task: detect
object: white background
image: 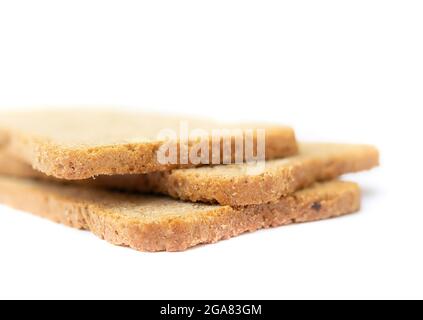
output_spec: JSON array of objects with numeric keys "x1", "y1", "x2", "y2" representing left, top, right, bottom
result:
[{"x1": 0, "y1": 0, "x2": 422, "y2": 300}]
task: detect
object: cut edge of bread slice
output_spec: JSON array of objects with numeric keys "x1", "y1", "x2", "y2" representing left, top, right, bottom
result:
[{"x1": 0, "y1": 176, "x2": 360, "y2": 252}]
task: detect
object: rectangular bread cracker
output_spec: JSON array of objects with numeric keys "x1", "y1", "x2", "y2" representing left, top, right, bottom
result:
[
  {"x1": 0, "y1": 142, "x2": 378, "y2": 206},
  {"x1": 0, "y1": 109, "x2": 297, "y2": 179},
  {"x1": 0, "y1": 177, "x2": 360, "y2": 252}
]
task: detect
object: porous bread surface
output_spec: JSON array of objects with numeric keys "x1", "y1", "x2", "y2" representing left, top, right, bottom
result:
[
  {"x1": 0, "y1": 177, "x2": 360, "y2": 252},
  {"x1": 0, "y1": 142, "x2": 378, "y2": 206},
  {"x1": 0, "y1": 109, "x2": 297, "y2": 179}
]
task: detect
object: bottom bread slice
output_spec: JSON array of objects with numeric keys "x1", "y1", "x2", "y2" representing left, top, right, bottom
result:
[{"x1": 0, "y1": 176, "x2": 360, "y2": 252}]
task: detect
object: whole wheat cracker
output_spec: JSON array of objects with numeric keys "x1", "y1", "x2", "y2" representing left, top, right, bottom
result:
[
  {"x1": 0, "y1": 142, "x2": 378, "y2": 206},
  {"x1": 0, "y1": 176, "x2": 360, "y2": 252},
  {"x1": 0, "y1": 109, "x2": 297, "y2": 179}
]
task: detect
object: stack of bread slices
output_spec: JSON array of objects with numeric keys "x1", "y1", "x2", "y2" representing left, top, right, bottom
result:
[{"x1": 0, "y1": 109, "x2": 379, "y2": 252}]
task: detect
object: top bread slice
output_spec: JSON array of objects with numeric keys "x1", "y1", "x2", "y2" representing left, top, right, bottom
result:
[
  {"x1": 0, "y1": 142, "x2": 378, "y2": 206},
  {"x1": 0, "y1": 109, "x2": 297, "y2": 179}
]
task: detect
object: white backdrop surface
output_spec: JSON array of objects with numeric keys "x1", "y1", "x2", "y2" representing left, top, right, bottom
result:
[{"x1": 0, "y1": 1, "x2": 421, "y2": 299}]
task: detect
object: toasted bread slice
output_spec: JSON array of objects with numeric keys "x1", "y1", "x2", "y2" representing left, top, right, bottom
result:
[
  {"x1": 0, "y1": 176, "x2": 360, "y2": 252},
  {"x1": 0, "y1": 109, "x2": 297, "y2": 179}
]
